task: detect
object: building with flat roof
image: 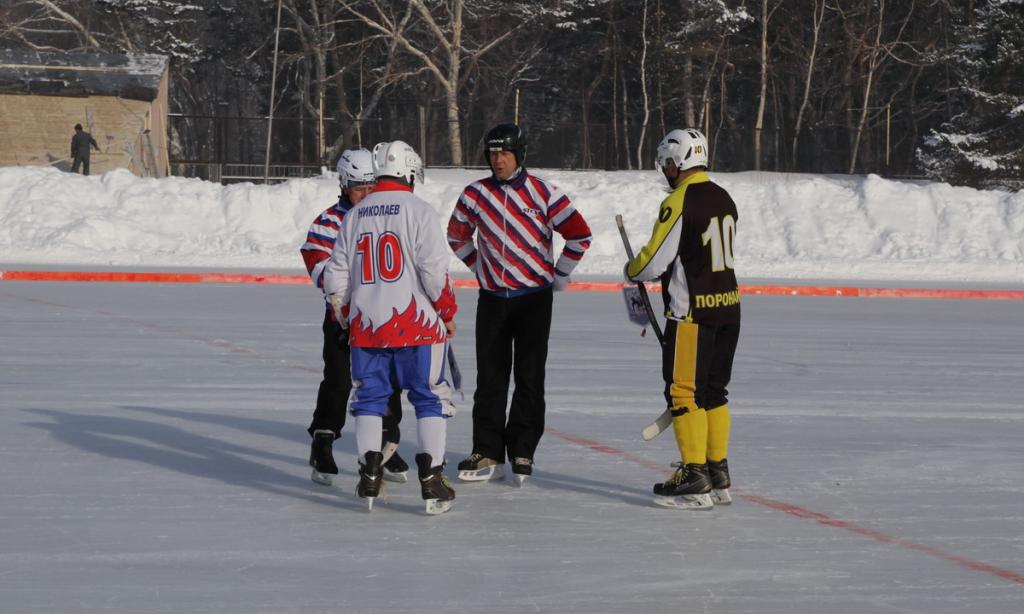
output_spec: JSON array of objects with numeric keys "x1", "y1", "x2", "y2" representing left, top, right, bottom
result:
[{"x1": 0, "y1": 49, "x2": 170, "y2": 177}]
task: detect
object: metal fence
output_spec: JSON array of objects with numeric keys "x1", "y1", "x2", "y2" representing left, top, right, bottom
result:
[
  {"x1": 168, "y1": 112, "x2": 668, "y2": 182},
  {"x1": 168, "y1": 112, "x2": 915, "y2": 183}
]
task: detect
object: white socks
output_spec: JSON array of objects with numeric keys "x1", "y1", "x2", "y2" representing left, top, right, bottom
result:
[
  {"x1": 354, "y1": 415, "x2": 383, "y2": 460},
  {"x1": 416, "y1": 416, "x2": 446, "y2": 468},
  {"x1": 355, "y1": 414, "x2": 446, "y2": 469}
]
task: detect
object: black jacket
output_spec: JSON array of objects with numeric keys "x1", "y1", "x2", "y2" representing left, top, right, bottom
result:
[{"x1": 71, "y1": 131, "x2": 99, "y2": 159}]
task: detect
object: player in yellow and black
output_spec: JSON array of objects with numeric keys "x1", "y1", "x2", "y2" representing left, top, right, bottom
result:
[{"x1": 625, "y1": 128, "x2": 740, "y2": 510}]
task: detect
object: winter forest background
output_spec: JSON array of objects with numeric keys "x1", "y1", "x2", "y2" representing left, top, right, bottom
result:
[{"x1": 2, "y1": 0, "x2": 1022, "y2": 190}]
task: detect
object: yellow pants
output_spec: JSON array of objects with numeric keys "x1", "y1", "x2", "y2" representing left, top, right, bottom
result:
[{"x1": 662, "y1": 320, "x2": 737, "y2": 464}]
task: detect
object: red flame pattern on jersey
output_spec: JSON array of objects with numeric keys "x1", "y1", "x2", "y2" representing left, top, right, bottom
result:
[{"x1": 349, "y1": 297, "x2": 446, "y2": 348}]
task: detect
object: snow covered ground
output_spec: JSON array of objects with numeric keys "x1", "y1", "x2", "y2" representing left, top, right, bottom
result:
[
  {"x1": 2, "y1": 282, "x2": 1023, "y2": 613},
  {"x1": 1, "y1": 166, "x2": 1022, "y2": 284}
]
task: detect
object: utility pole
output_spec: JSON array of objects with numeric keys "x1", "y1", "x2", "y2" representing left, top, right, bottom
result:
[{"x1": 263, "y1": 0, "x2": 283, "y2": 184}]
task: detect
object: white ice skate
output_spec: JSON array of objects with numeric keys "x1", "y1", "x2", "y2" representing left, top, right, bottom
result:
[
  {"x1": 458, "y1": 464, "x2": 505, "y2": 482},
  {"x1": 424, "y1": 498, "x2": 453, "y2": 515},
  {"x1": 381, "y1": 442, "x2": 409, "y2": 483},
  {"x1": 653, "y1": 492, "x2": 715, "y2": 510},
  {"x1": 311, "y1": 469, "x2": 334, "y2": 486},
  {"x1": 711, "y1": 489, "x2": 732, "y2": 505},
  {"x1": 457, "y1": 453, "x2": 505, "y2": 482}
]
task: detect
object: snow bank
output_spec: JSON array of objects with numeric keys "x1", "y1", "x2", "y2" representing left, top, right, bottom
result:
[{"x1": 1, "y1": 165, "x2": 1021, "y2": 283}]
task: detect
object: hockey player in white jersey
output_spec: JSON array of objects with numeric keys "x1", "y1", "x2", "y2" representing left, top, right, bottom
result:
[{"x1": 323, "y1": 140, "x2": 458, "y2": 514}]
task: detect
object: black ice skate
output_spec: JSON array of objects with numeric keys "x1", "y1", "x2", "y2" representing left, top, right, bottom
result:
[
  {"x1": 457, "y1": 452, "x2": 504, "y2": 482},
  {"x1": 356, "y1": 451, "x2": 385, "y2": 511},
  {"x1": 511, "y1": 457, "x2": 533, "y2": 487},
  {"x1": 416, "y1": 453, "x2": 455, "y2": 515},
  {"x1": 381, "y1": 441, "x2": 409, "y2": 484},
  {"x1": 708, "y1": 458, "x2": 732, "y2": 505},
  {"x1": 309, "y1": 430, "x2": 339, "y2": 486},
  {"x1": 653, "y1": 462, "x2": 714, "y2": 510}
]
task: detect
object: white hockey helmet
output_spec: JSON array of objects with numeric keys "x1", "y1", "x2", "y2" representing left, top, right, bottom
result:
[
  {"x1": 371, "y1": 140, "x2": 424, "y2": 186},
  {"x1": 336, "y1": 148, "x2": 375, "y2": 189},
  {"x1": 655, "y1": 128, "x2": 709, "y2": 172}
]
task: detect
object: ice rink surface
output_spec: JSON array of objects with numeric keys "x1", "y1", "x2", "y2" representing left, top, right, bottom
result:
[{"x1": 1, "y1": 282, "x2": 1022, "y2": 613}]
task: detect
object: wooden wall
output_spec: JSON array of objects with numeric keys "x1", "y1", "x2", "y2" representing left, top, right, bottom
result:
[{"x1": 0, "y1": 88, "x2": 168, "y2": 177}]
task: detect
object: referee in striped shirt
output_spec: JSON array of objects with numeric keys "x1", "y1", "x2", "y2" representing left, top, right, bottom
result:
[{"x1": 447, "y1": 123, "x2": 592, "y2": 483}]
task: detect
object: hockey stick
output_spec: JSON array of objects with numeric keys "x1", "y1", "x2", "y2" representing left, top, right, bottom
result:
[
  {"x1": 615, "y1": 214, "x2": 672, "y2": 441},
  {"x1": 447, "y1": 344, "x2": 463, "y2": 397}
]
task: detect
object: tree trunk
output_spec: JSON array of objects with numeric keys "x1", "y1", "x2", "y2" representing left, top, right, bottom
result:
[
  {"x1": 684, "y1": 55, "x2": 695, "y2": 127},
  {"x1": 635, "y1": 0, "x2": 650, "y2": 168},
  {"x1": 849, "y1": 0, "x2": 885, "y2": 174},
  {"x1": 754, "y1": 0, "x2": 769, "y2": 171},
  {"x1": 622, "y1": 72, "x2": 632, "y2": 169},
  {"x1": 792, "y1": 0, "x2": 824, "y2": 168},
  {"x1": 444, "y1": 84, "x2": 463, "y2": 165},
  {"x1": 612, "y1": 26, "x2": 620, "y2": 168}
]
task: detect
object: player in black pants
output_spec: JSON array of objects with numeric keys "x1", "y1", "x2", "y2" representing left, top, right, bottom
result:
[
  {"x1": 305, "y1": 314, "x2": 406, "y2": 485},
  {"x1": 300, "y1": 148, "x2": 408, "y2": 486}
]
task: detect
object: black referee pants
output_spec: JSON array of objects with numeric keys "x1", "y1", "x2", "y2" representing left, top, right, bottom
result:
[{"x1": 471, "y1": 288, "x2": 553, "y2": 463}]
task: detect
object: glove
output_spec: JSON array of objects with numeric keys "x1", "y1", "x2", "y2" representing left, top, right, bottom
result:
[
  {"x1": 553, "y1": 273, "x2": 570, "y2": 292},
  {"x1": 335, "y1": 323, "x2": 350, "y2": 345},
  {"x1": 328, "y1": 293, "x2": 348, "y2": 329}
]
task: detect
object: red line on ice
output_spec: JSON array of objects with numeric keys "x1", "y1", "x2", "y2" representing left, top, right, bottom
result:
[
  {"x1": 2, "y1": 269, "x2": 1023, "y2": 300},
  {"x1": 544, "y1": 427, "x2": 1024, "y2": 585}
]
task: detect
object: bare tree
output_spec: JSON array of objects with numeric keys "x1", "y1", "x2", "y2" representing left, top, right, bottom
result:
[
  {"x1": 847, "y1": 0, "x2": 886, "y2": 173},
  {"x1": 791, "y1": 0, "x2": 825, "y2": 167},
  {"x1": 2, "y1": 0, "x2": 101, "y2": 50},
  {"x1": 338, "y1": 0, "x2": 522, "y2": 165},
  {"x1": 842, "y1": 0, "x2": 921, "y2": 174},
  {"x1": 635, "y1": 0, "x2": 651, "y2": 168},
  {"x1": 754, "y1": 0, "x2": 779, "y2": 171},
  {"x1": 580, "y1": 23, "x2": 612, "y2": 168}
]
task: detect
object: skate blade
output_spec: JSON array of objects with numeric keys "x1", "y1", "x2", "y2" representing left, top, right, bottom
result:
[
  {"x1": 424, "y1": 498, "x2": 452, "y2": 515},
  {"x1": 355, "y1": 483, "x2": 386, "y2": 509},
  {"x1": 310, "y1": 469, "x2": 335, "y2": 486},
  {"x1": 457, "y1": 465, "x2": 505, "y2": 482},
  {"x1": 382, "y1": 469, "x2": 408, "y2": 484},
  {"x1": 711, "y1": 488, "x2": 732, "y2": 505},
  {"x1": 653, "y1": 493, "x2": 715, "y2": 510},
  {"x1": 513, "y1": 474, "x2": 528, "y2": 487}
]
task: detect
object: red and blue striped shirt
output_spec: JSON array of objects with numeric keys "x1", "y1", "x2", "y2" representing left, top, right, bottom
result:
[
  {"x1": 301, "y1": 195, "x2": 354, "y2": 309},
  {"x1": 447, "y1": 169, "x2": 592, "y2": 294}
]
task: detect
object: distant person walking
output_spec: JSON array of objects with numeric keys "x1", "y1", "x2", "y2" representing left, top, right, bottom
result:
[{"x1": 70, "y1": 124, "x2": 100, "y2": 175}]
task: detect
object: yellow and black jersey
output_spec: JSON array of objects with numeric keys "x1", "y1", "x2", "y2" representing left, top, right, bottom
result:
[{"x1": 626, "y1": 171, "x2": 739, "y2": 325}]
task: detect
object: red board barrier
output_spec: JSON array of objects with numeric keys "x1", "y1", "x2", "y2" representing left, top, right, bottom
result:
[{"x1": 2, "y1": 269, "x2": 1022, "y2": 300}]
